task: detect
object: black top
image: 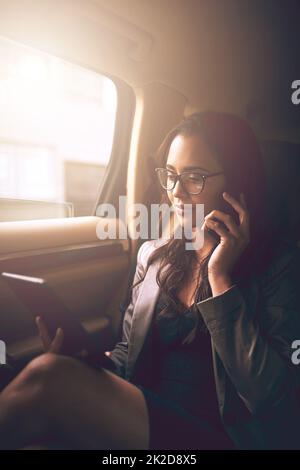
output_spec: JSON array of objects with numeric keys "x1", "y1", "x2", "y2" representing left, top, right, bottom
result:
[{"x1": 146, "y1": 292, "x2": 224, "y2": 430}]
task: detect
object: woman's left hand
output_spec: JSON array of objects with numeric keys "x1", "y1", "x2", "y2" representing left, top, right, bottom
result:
[{"x1": 202, "y1": 192, "x2": 250, "y2": 295}]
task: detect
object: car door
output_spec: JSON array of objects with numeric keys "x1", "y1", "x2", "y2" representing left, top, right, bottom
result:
[{"x1": 0, "y1": 51, "x2": 135, "y2": 370}]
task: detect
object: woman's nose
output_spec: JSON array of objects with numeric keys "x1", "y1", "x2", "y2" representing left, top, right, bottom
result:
[{"x1": 172, "y1": 178, "x2": 187, "y2": 198}]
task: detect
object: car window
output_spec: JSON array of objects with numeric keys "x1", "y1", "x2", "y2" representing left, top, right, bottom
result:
[{"x1": 0, "y1": 36, "x2": 117, "y2": 221}]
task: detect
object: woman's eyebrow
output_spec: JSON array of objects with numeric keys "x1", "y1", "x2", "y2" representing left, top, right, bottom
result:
[{"x1": 166, "y1": 164, "x2": 209, "y2": 172}]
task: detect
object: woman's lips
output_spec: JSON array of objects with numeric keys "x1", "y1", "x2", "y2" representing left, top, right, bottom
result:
[
  {"x1": 174, "y1": 204, "x2": 194, "y2": 216},
  {"x1": 175, "y1": 207, "x2": 184, "y2": 216}
]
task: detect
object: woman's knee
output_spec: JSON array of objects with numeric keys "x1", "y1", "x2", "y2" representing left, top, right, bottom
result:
[
  {"x1": 20, "y1": 353, "x2": 73, "y2": 394},
  {"x1": 1, "y1": 354, "x2": 66, "y2": 408}
]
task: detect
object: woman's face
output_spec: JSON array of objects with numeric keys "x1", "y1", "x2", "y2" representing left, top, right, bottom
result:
[{"x1": 165, "y1": 133, "x2": 226, "y2": 228}]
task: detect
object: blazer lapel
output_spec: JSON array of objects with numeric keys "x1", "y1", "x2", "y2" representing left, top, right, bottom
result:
[{"x1": 125, "y1": 260, "x2": 161, "y2": 380}]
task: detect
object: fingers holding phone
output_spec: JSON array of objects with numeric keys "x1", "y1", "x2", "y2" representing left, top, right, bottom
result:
[{"x1": 36, "y1": 316, "x2": 64, "y2": 354}]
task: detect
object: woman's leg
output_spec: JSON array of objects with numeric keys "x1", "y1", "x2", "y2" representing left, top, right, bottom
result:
[{"x1": 0, "y1": 353, "x2": 150, "y2": 450}]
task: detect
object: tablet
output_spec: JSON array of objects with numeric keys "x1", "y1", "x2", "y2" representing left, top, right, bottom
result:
[{"x1": 1, "y1": 271, "x2": 116, "y2": 371}]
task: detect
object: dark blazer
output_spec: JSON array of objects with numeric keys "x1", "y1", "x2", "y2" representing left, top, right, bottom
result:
[{"x1": 109, "y1": 238, "x2": 300, "y2": 449}]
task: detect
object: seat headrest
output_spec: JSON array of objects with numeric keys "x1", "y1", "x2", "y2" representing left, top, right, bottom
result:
[{"x1": 259, "y1": 140, "x2": 300, "y2": 244}]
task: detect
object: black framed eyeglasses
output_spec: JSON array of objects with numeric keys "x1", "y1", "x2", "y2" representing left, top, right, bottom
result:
[{"x1": 155, "y1": 168, "x2": 224, "y2": 195}]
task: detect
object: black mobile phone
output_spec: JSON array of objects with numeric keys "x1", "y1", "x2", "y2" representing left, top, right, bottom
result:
[
  {"x1": 219, "y1": 189, "x2": 240, "y2": 224},
  {"x1": 1, "y1": 272, "x2": 116, "y2": 371},
  {"x1": 208, "y1": 190, "x2": 241, "y2": 241}
]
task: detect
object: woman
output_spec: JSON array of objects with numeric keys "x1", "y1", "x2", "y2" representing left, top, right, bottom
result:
[{"x1": 1, "y1": 111, "x2": 300, "y2": 450}]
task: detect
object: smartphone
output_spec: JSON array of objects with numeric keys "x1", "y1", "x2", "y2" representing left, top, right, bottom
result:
[
  {"x1": 207, "y1": 190, "x2": 241, "y2": 241},
  {"x1": 1, "y1": 272, "x2": 116, "y2": 371}
]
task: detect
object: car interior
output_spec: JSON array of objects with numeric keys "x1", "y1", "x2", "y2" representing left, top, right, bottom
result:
[{"x1": 0, "y1": 0, "x2": 300, "y2": 451}]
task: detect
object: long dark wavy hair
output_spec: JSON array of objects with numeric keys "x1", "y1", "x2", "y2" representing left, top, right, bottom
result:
[{"x1": 131, "y1": 111, "x2": 280, "y2": 344}]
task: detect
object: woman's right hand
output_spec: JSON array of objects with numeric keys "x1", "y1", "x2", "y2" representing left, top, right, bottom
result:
[{"x1": 35, "y1": 316, "x2": 64, "y2": 354}]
